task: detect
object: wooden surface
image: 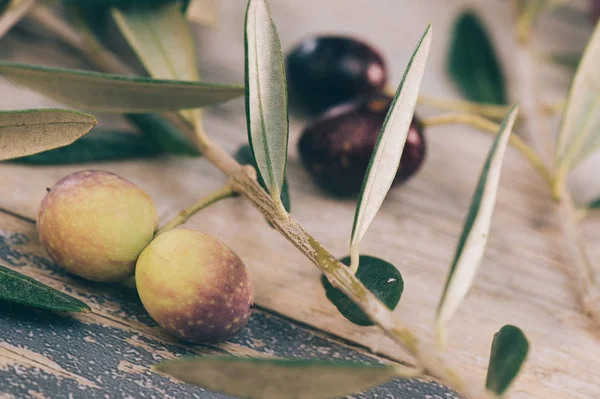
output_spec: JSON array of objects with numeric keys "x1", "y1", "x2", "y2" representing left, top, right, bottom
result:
[{"x1": 1, "y1": 1, "x2": 600, "y2": 398}]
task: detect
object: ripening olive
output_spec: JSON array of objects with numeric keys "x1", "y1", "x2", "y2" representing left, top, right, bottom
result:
[
  {"x1": 136, "y1": 229, "x2": 253, "y2": 343},
  {"x1": 286, "y1": 36, "x2": 387, "y2": 114},
  {"x1": 37, "y1": 171, "x2": 158, "y2": 282},
  {"x1": 298, "y1": 93, "x2": 425, "y2": 197}
]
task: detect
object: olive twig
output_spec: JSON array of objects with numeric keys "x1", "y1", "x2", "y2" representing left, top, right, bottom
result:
[
  {"x1": 417, "y1": 95, "x2": 511, "y2": 121},
  {"x1": 422, "y1": 113, "x2": 553, "y2": 186},
  {"x1": 157, "y1": 184, "x2": 236, "y2": 235}
]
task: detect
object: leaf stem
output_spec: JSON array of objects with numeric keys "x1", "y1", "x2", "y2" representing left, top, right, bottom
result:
[
  {"x1": 157, "y1": 184, "x2": 235, "y2": 235},
  {"x1": 417, "y1": 95, "x2": 511, "y2": 121},
  {"x1": 422, "y1": 113, "x2": 553, "y2": 186}
]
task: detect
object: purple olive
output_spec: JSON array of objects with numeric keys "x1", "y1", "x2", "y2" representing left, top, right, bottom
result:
[
  {"x1": 298, "y1": 93, "x2": 425, "y2": 197},
  {"x1": 286, "y1": 36, "x2": 387, "y2": 114}
]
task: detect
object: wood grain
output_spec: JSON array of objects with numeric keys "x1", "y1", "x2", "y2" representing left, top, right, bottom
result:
[{"x1": 1, "y1": 1, "x2": 600, "y2": 398}]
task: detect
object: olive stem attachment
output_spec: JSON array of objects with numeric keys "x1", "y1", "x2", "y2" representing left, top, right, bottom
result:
[
  {"x1": 157, "y1": 185, "x2": 235, "y2": 235},
  {"x1": 422, "y1": 113, "x2": 553, "y2": 187}
]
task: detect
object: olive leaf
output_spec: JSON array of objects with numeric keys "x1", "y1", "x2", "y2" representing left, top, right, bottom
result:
[
  {"x1": 126, "y1": 114, "x2": 200, "y2": 156},
  {"x1": 185, "y1": 0, "x2": 218, "y2": 26},
  {"x1": 447, "y1": 11, "x2": 506, "y2": 105},
  {"x1": 111, "y1": 1, "x2": 202, "y2": 126},
  {"x1": 155, "y1": 356, "x2": 402, "y2": 399},
  {"x1": 435, "y1": 105, "x2": 519, "y2": 344},
  {"x1": 0, "y1": 263, "x2": 90, "y2": 312},
  {"x1": 350, "y1": 25, "x2": 431, "y2": 270},
  {"x1": 486, "y1": 325, "x2": 529, "y2": 397},
  {"x1": 0, "y1": 62, "x2": 243, "y2": 114},
  {"x1": 235, "y1": 144, "x2": 290, "y2": 212},
  {"x1": 586, "y1": 197, "x2": 600, "y2": 209},
  {"x1": 321, "y1": 255, "x2": 403, "y2": 326},
  {"x1": 244, "y1": 0, "x2": 289, "y2": 212},
  {"x1": 555, "y1": 22, "x2": 600, "y2": 170},
  {"x1": 10, "y1": 129, "x2": 162, "y2": 165},
  {"x1": 0, "y1": 109, "x2": 96, "y2": 161}
]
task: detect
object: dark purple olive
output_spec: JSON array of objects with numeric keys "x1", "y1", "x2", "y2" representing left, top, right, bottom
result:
[
  {"x1": 298, "y1": 93, "x2": 425, "y2": 197},
  {"x1": 286, "y1": 36, "x2": 387, "y2": 114}
]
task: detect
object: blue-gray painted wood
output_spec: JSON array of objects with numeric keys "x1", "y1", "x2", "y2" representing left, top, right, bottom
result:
[{"x1": 0, "y1": 213, "x2": 458, "y2": 399}]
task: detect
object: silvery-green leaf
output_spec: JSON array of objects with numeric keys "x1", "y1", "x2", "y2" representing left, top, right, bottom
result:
[
  {"x1": 155, "y1": 356, "x2": 401, "y2": 399},
  {"x1": 350, "y1": 25, "x2": 432, "y2": 262},
  {"x1": 111, "y1": 1, "x2": 202, "y2": 125},
  {"x1": 244, "y1": 0, "x2": 289, "y2": 209},
  {"x1": 556, "y1": 22, "x2": 600, "y2": 168},
  {"x1": 0, "y1": 109, "x2": 96, "y2": 161},
  {"x1": 436, "y1": 105, "x2": 519, "y2": 341},
  {"x1": 0, "y1": 263, "x2": 90, "y2": 312},
  {"x1": 486, "y1": 325, "x2": 529, "y2": 396},
  {"x1": 0, "y1": 62, "x2": 243, "y2": 114}
]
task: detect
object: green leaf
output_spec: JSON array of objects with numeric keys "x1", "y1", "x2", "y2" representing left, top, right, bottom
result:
[
  {"x1": 447, "y1": 11, "x2": 506, "y2": 105},
  {"x1": 235, "y1": 144, "x2": 290, "y2": 212},
  {"x1": 111, "y1": 1, "x2": 202, "y2": 126},
  {"x1": 321, "y1": 255, "x2": 403, "y2": 326},
  {"x1": 0, "y1": 263, "x2": 91, "y2": 312},
  {"x1": 486, "y1": 325, "x2": 529, "y2": 396},
  {"x1": 587, "y1": 197, "x2": 600, "y2": 209},
  {"x1": 556, "y1": 22, "x2": 600, "y2": 169},
  {"x1": 126, "y1": 114, "x2": 200, "y2": 156},
  {"x1": 155, "y1": 356, "x2": 400, "y2": 399},
  {"x1": 9, "y1": 129, "x2": 161, "y2": 165},
  {"x1": 244, "y1": 0, "x2": 289, "y2": 211},
  {"x1": 435, "y1": 105, "x2": 519, "y2": 342},
  {"x1": 0, "y1": 109, "x2": 96, "y2": 161},
  {"x1": 0, "y1": 62, "x2": 243, "y2": 114},
  {"x1": 350, "y1": 25, "x2": 431, "y2": 269}
]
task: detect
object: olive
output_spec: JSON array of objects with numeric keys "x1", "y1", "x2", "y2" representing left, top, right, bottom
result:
[
  {"x1": 298, "y1": 93, "x2": 425, "y2": 197},
  {"x1": 286, "y1": 36, "x2": 387, "y2": 114}
]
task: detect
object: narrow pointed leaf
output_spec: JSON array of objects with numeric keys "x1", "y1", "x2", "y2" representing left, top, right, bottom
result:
[
  {"x1": 0, "y1": 62, "x2": 243, "y2": 114},
  {"x1": 350, "y1": 25, "x2": 432, "y2": 250},
  {"x1": 0, "y1": 109, "x2": 96, "y2": 161},
  {"x1": 126, "y1": 114, "x2": 200, "y2": 156},
  {"x1": 436, "y1": 105, "x2": 519, "y2": 333},
  {"x1": 447, "y1": 11, "x2": 506, "y2": 105},
  {"x1": 111, "y1": 1, "x2": 202, "y2": 125},
  {"x1": 486, "y1": 325, "x2": 529, "y2": 396},
  {"x1": 556, "y1": 22, "x2": 600, "y2": 167},
  {"x1": 155, "y1": 356, "x2": 399, "y2": 399},
  {"x1": 10, "y1": 129, "x2": 162, "y2": 164},
  {"x1": 244, "y1": 0, "x2": 289, "y2": 207},
  {"x1": 587, "y1": 197, "x2": 600, "y2": 209},
  {"x1": 0, "y1": 263, "x2": 90, "y2": 312},
  {"x1": 0, "y1": 0, "x2": 36, "y2": 38}
]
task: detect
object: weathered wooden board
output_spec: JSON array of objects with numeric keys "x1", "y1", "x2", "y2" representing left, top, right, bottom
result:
[
  {"x1": 0, "y1": 211, "x2": 458, "y2": 399},
  {"x1": 1, "y1": 1, "x2": 600, "y2": 398}
]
